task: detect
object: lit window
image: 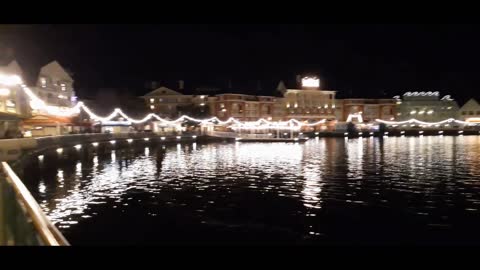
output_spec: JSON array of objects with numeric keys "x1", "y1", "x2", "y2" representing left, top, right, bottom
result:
[
  {"x1": 427, "y1": 110, "x2": 434, "y2": 115},
  {"x1": 410, "y1": 110, "x2": 417, "y2": 115},
  {"x1": 469, "y1": 111, "x2": 474, "y2": 115},
  {"x1": 40, "y1": 77, "x2": 47, "y2": 88},
  {"x1": 418, "y1": 111, "x2": 425, "y2": 115},
  {"x1": 6, "y1": 100, "x2": 15, "y2": 107},
  {"x1": 462, "y1": 111, "x2": 467, "y2": 115},
  {"x1": 286, "y1": 103, "x2": 290, "y2": 108},
  {"x1": 150, "y1": 98, "x2": 154, "y2": 103},
  {"x1": 447, "y1": 107, "x2": 452, "y2": 110},
  {"x1": 0, "y1": 88, "x2": 10, "y2": 96},
  {"x1": 294, "y1": 103, "x2": 298, "y2": 108},
  {"x1": 60, "y1": 83, "x2": 66, "y2": 91},
  {"x1": 324, "y1": 104, "x2": 328, "y2": 109},
  {"x1": 150, "y1": 105, "x2": 155, "y2": 110}
]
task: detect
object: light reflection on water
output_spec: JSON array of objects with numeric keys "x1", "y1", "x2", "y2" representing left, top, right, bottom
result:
[{"x1": 24, "y1": 136, "x2": 480, "y2": 244}]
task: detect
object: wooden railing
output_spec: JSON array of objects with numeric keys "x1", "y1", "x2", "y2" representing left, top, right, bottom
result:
[{"x1": 0, "y1": 162, "x2": 69, "y2": 246}]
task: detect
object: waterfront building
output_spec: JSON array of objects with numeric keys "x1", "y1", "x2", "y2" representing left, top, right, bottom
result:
[
  {"x1": 335, "y1": 98, "x2": 396, "y2": 122},
  {"x1": 210, "y1": 93, "x2": 283, "y2": 121},
  {"x1": 0, "y1": 60, "x2": 30, "y2": 138},
  {"x1": 280, "y1": 76, "x2": 337, "y2": 122},
  {"x1": 142, "y1": 86, "x2": 194, "y2": 118},
  {"x1": 395, "y1": 91, "x2": 459, "y2": 122},
  {"x1": 22, "y1": 61, "x2": 81, "y2": 136},
  {"x1": 458, "y1": 98, "x2": 480, "y2": 123}
]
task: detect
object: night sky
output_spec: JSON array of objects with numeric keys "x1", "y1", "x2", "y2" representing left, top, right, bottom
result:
[{"x1": 1, "y1": 24, "x2": 480, "y2": 104}]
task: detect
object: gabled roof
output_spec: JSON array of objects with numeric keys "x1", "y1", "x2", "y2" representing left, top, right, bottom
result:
[
  {"x1": 0, "y1": 60, "x2": 23, "y2": 75},
  {"x1": 460, "y1": 98, "x2": 480, "y2": 110},
  {"x1": 39, "y1": 61, "x2": 73, "y2": 82},
  {"x1": 143, "y1": 86, "x2": 184, "y2": 97}
]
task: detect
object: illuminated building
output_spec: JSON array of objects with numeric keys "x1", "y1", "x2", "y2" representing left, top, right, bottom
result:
[
  {"x1": 0, "y1": 60, "x2": 30, "y2": 138},
  {"x1": 396, "y1": 91, "x2": 459, "y2": 122},
  {"x1": 210, "y1": 94, "x2": 283, "y2": 121},
  {"x1": 32, "y1": 61, "x2": 76, "y2": 109},
  {"x1": 335, "y1": 98, "x2": 396, "y2": 122},
  {"x1": 280, "y1": 76, "x2": 337, "y2": 122},
  {"x1": 458, "y1": 98, "x2": 480, "y2": 123},
  {"x1": 141, "y1": 86, "x2": 194, "y2": 118}
]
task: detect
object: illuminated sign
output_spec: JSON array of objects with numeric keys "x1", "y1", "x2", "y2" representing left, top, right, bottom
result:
[{"x1": 301, "y1": 77, "x2": 320, "y2": 88}]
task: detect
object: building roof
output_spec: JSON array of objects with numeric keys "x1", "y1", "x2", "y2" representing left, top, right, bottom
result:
[
  {"x1": 460, "y1": 98, "x2": 480, "y2": 110},
  {"x1": 143, "y1": 86, "x2": 185, "y2": 97},
  {"x1": 38, "y1": 61, "x2": 73, "y2": 82}
]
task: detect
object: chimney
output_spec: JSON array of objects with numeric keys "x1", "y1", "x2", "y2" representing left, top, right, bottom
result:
[{"x1": 178, "y1": 80, "x2": 184, "y2": 90}]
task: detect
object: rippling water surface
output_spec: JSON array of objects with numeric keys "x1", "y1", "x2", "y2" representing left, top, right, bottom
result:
[{"x1": 23, "y1": 136, "x2": 480, "y2": 245}]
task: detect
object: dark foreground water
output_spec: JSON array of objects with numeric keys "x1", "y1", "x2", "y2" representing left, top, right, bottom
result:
[{"x1": 23, "y1": 136, "x2": 480, "y2": 245}]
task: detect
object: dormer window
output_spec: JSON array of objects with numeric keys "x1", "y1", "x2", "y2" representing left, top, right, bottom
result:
[
  {"x1": 60, "y1": 83, "x2": 66, "y2": 91},
  {"x1": 40, "y1": 77, "x2": 47, "y2": 88}
]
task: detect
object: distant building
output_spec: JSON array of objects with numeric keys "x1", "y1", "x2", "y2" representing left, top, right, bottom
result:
[
  {"x1": 335, "y1": 98, "x2": 396, "y2": 122},
  {"x1": 210, "y1": 94, "x2": 283, "y2": 121},
  {"x1": 141, "y1": 86, "x2": 194, "y2": 118},
  {"x1": 281, "y1": 76, "x2": 337, "y2": 121},
  {"x1": 396, "y1": 91, "x2": 459, "y2": 122},
  {"x1": 458, "y1": 98, "x2": 480, "y2": 123},
  {"x1": 31, "y1": 61, "x2": 76, "y2": 109}
]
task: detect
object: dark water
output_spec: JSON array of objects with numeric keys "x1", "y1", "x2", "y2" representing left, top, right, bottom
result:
[{"x1": 23, "y1": 136, "x2": 480, "y2": 245}]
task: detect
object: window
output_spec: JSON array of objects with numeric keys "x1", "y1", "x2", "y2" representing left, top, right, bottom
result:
[
  {"x1": 477, "y1": 111, "x2": 480, "y2": 115},
  {"x1": 329, "y1": 94, "x2": 333, "y2": 99},
  {"x1": 462, "y1": 111, "x2": 466, "y2": 115},
  {"x1": 150, "y1": 98, "x2": 154, "y2": 103},
  {"x1": 60, "y1": 83, "x2": 66, "y2": 91},
  {"x1": 150, "y1": 105, "x2": 155, "y2": 110},
  {"x1": 40, "y1": 77, "x2": 47, "y2": 88},
  {"x1": 469, "y1": 111, "x2": 474, "y2": 115}
]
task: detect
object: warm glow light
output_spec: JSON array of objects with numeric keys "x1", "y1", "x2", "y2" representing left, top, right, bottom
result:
[
  {"x1": 56, "y1": 148, "x2": 63, "y2": 154},
  {"x1": 176, "y1": 136, "x2": 181, "y2": 140},
  {"x1": 38, "y1": 155, "x2": 44, "y2": 161},
  {"x1": 110, "y1": 140, "x2": 116, "y2": 145},
  {"x1": 0, "y1": 88, "x2": 10, "y2": 96},
  {"x1": 160, "y1": 137, "x2": 166, "y2": 140},
  {"x1": 144, "y1": 138, "x2": 150, "y2": 141},
  {"x1": 92, "y1": 142, "x2": 99, "y2": 147},
  {"x1": 127, "y1": 139, "x2": 133, "y2": 143},
  {"x1": 301, "y1": 77, "x2": 320, "y2": 88},
  {"x1": 74, "y1": 144, "x2": 82, "y2": 150},
  {"x1": 192, "y1": 135, "x2": 197, "y2": 139}
]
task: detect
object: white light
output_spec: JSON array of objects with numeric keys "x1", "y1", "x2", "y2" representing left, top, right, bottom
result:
[
  {"x1": 176, "y1": 136, "x2": 181, "y2": 140},
  {"x1": 150, "y1": 105, "x2": 155, "y2": 110},
  {"x1": 284, "y1": 133, "x2": 288, "y2": 135},
  {"x1": 235, "y1": 138, "x2": 241, "y2": 141},
  {"x1": 38, "y1": 155, "x2": 44, "y2": 161},
  {"x1": 301, "y1": 77, "x2": 320, "y2": 88},
  {"x1": 369, "y1": 132, "x2": 374, "y2": 135},
  {"x1": 110, "y1": 140, "x2": 116, "y2": 145},
  {"x1": 384, "y1": 132, "x2": 389, "y2": 135},
  {"x1": 427, "y1": 110, "x2": 434, "y2": 115},
  {"x1": 419, "y1": 131, "x2": 424, "y2": 134},
  {"x1": 268, "y1": 133, "x2": 273, "y2": 136},
  {"x1": 410, "y1": 110, "x2": 417, "y2": 115},
  {"x1": 150, "y1": 98, "x2": 154, "y2": 103},
  {"x1": 401, "y1": 131, "x2": 405, "y2": 134},
  {"x1": 418, "y1": 111, "x2": 425, "y2": 115},
  {"x1": 160, "y1": 137, "x2": 166, "y2": 140},
  {"x1": 144, "y1": 138, "x2": 150, "y2": 141},
  {"x1": 358, "y1": 132, "x2": 363, "y2": 135},
  {"x1": 221, "y1": 108, "x2": 227, "y2": 112},
  {"x1": 92, "y1": 142, "x2": 99, "y2": 147},
  {"x1": 0, "y1": 74, "x2": 22, "y2": 86},
  {"x1": 0, "y1": 88, "x2": 10, "y2": 96},
  {"x1": 56, "y1": 148, "x2": 63, "y2": 154},
  {"x1": 439, "y1": 131, "x2": 443, "y2": 134},
  {"x1": 127, "y1": 139, "x2": 133, "y2": 143},
  {"x1": 344, "y1": 132, "x2": 348, "y2": 136},
  {"x1": 294, "y1": 138, "x2": 299, "y2": 141},
  {"x1": 299, "y1": 132, "x2": 303, "y2": 135},
  {"x1": 192, "y1": 135, "x2": 197, "y2": 139},
  {"x1": 200, "y1": 103, "x2": 205, "y2": 106},
  {"x1": 74, "y1": 144, "x2": 82, "y2": 150},
  {"x1": 315, "y1": 132, "x2": 319, "y2": 135},
  {"x1": 458, "y1": 131, "x2": 463, "y2": 134}
]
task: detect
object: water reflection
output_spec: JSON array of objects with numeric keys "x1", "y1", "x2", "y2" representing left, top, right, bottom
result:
[{"x1": 24, "y1": 136, "x2": 480, "y2": 244}]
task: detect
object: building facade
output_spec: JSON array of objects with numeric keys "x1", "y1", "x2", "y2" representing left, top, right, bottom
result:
[
  {"x1": 280, "y1": 77, "x2": 337, "y2": 121},
  {"x1": 458, "y1": 98, "x2": 480, "y2": 123},
  {"x1": 142, "y1": 86, "x2": 195, "y2": 118},
  {"x1": 396, "y1": 91, "x2": 459, "y2": 122},
  {"x1": 31, "y1": 61, "x2": 76, "y2": 110},
  {"x1": 335, "y1": 98, "x2": 396, "y2": 122},
  {"x1": 210, "y1": 94, "x2": 282, "y2": 121},
  {"x1": 0, "y1": 60, "x2": 30, "y2": 138}
]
